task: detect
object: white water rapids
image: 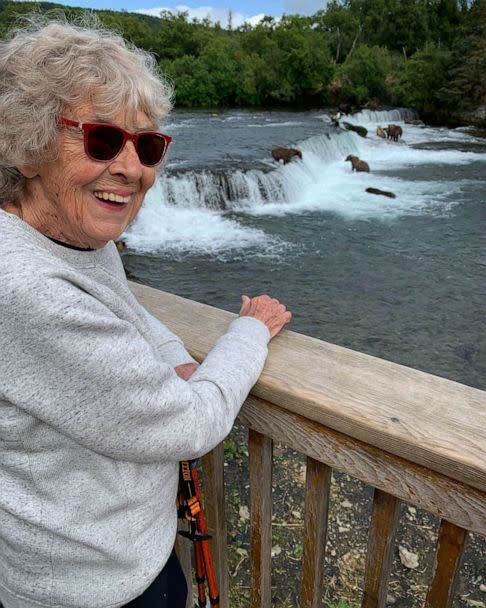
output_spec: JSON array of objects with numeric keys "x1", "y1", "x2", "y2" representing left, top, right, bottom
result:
[{"x1": 124, "y1": 109, "x2": 486, "y2": 255}]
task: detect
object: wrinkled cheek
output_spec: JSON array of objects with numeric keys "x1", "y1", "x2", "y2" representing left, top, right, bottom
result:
[
  {"x1": 70, "y1": 194, "x2": 85, "y2": 222},
  {"x1": 129, "y1": 199, "x2": 144, "y2": 223}
]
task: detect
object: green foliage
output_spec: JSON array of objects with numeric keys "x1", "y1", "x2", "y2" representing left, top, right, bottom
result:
[
  {"x1": 268, "y1": 16, "x2": 334, "y2": 104},
  {"x1": 160, "y1": 55, "x2": 218, "y2": 107},
  {"x1": 199, "y1": 36, "x2": 240, "y2": 105},
  {"x1": 396, "y1": 43, "x2": 452, "y2": 112},
  {"x1": 233, "y1": 53, "x2": 271, "y2": 106},
  {"x1": 0, "y1": 0, "x2": 480, "y2": 118},
  {"x1": 337, "y1": 44, "x2": 401, "y2": 104},
  {"x1": 442, "y1": 0, "x2": 486, "y2": 111},
  {"x1": 313, "y1": 3, "x2": 361, "y2": 64},
  {"x1": 374, "y1": 0, "x2": 429, "y2": 57},
  {"x1": 223, "y1": 438, "x2": 248, "y2": 463}
]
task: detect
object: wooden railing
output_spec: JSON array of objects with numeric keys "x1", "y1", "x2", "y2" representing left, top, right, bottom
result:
[{"x1": 130, "y1": 282, "x2": 486, "y2": 608}]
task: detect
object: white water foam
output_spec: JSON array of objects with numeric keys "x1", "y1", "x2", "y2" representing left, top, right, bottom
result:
[
  {"x1": 245, "y1": 161, "x2": 464, "y2": 219},
  {"x1": 246, "y1": 121, "x2": 306, "y2": 128},
  {"x1": 126, "y1": 109, "x2": 485, "y2": 253},
  {"x1": 243, "y1": 111, "x2": 486, "y2": 219},
  {"x1": 124, "y1": 178, "x2": 286, "y2": 257}
]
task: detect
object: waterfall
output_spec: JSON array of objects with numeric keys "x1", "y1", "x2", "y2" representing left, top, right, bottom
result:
[
  {"x1": 344, "y1": 107, "x2": 417, "y2": 125},
  {"x1": 145, "y1": 129, "x2": 359, "y2": 212},
  {"x1": 125, "y1": 107, "x2": 484, "y2": 255}
]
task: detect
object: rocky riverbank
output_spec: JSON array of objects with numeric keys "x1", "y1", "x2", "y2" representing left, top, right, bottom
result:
[{"x1": 420, "y1": 105, "x2": 486, "y2": 130}]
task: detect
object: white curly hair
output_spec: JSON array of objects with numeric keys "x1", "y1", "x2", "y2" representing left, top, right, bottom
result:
[{"x1": 0, "y1": 15, "x2": 174, "y2": 205}]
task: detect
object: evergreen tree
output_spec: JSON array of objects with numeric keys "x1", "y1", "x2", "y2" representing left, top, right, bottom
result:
[{"x1": 0, "y1": 0, "x2": 482, "y2": 118}]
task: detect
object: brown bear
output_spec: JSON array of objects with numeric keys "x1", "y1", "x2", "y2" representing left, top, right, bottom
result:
[
  {"x1": 271, "y1": 147, "x2": 303, "y2": 164},
  {"x1": 345, "y1": 154, "x2": 370, "y2": 172}
]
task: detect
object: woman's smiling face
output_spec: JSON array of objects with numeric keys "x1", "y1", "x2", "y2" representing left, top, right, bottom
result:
[{"x1": 17, "y1": 102, "x2": 158, "y2": 249}]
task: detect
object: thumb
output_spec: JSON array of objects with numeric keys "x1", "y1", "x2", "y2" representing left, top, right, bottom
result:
[{"x1": 240, "y1": 294, "x2": 251, "y2": 314}]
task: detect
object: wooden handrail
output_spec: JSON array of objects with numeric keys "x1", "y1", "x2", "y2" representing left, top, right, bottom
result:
[
  {"x1": 132, "y1": 282, "x2": 485, "y2": 607},
  {"x1": 130, "y1": 282, "x2": 486, "y2": 493}
]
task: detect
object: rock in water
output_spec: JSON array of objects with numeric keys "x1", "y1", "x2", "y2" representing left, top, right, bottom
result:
[{"x1": 366, "y1": 187, "x2": 396, "y2": 199}]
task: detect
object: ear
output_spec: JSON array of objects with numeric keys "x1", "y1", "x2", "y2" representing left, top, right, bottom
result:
[{"x1": 16, "y1": 165, "x2": 39, "y2": 179}]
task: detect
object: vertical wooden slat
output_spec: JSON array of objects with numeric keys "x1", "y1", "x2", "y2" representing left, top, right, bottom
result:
[
  {"x1": 300, "y1": 457, "x2": 332, "y2": 608},
  {"x1": 175, "y1": 522, "x2": 194, "y2": 608},
  {"x1": 202, "y1": 442, "x2": 229, "y2": 608},
  {"x1": 362, "y1": 489, "x2": 401, "y2": 608},
  {"x1": 424, "y1": 519, "x2": 469, "y2": 608},
  {"x1": 249, "y1": 429, "x2": 273, "y2": 608}
]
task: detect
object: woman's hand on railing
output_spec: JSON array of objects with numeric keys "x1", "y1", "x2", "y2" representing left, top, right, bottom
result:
[{"x1": 239, "y1": 295, "x2": 292, "y2": 339}]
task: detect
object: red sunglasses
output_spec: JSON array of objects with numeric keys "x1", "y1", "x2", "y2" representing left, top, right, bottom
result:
[{"x1": 56, "y1": 116, "x2": 172, "y2": 167}]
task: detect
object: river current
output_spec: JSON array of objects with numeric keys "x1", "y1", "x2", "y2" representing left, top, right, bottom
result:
[{"x1": 122, "y1": 108, "x2": 486, "y2": 391}]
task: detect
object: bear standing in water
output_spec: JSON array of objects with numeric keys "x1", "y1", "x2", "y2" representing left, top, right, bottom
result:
[{"x1": 345, "y1": 154, "x2": 370, "y2": 172}]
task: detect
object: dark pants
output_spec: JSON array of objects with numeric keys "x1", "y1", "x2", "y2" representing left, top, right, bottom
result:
[
  {"x1": 0, "y1": 554, "x2": 187, "y2": 608},
  {"x1": 122, "y1": 551, "x2": 188, "y2": 608}
]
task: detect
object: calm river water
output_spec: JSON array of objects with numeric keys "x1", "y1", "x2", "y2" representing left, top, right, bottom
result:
[{"x1": 122, "y1": 108, "x2": 486, "y2": 390}]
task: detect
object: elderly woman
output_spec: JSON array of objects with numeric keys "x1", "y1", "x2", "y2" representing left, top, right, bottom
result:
[{"x1": 0, "y1": 19, "x2": 291, "y2": 608}]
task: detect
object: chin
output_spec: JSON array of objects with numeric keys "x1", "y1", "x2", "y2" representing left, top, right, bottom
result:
[{"x1": 89, "y1": 225, "x2": 127, "y2": 246}]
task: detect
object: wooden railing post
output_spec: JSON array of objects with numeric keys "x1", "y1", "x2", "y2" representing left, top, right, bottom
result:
[
  {"x1": 362, "y1": 489, "x2": 401, "y2": 608},
  {"x1": 424, "y1": 520, "x2": 469, "y2": 608},
  {"x1": 131, "y1": 284, "x2": 486, "y2": 607},
  {"x1": 300, "y1": 457, "x2": 332, "y2": 608},
  {"x1": 249, "y1": 429, "x2": 273, "y2": 608},
  {"x1": 202, "y1": 442, "x2": 229, "y2": 608}
]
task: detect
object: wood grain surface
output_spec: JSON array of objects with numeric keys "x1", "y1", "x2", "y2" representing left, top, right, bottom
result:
[
  {"x1": 202, "y1": 444, "x2": 229, "y2": 608},
  {"x1": 131, "y1": 283, "x2": 486, "y2": 493},
  {"x1": 424, "y1": 520, "x2": 469, "y2": 608},
  {"x1": 362, "y1": 489, "x2": 401, "y2": 608},
  {"x1": 239, "y1": 397, "x2": 486, "y2": 538},
  {"x1": 300, "y1": 458, "x2": 331, "y2": 608},
  {"x1": 249, "y1": 430, "x2": 273, "y2": 608}
]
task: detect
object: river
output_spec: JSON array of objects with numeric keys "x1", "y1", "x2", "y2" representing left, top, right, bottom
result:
[{"x1": 122, "y1": 108, "x2": 486, "y2": 391}]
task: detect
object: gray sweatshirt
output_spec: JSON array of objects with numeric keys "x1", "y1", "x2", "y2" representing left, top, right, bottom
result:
[{"x1": 0, "y1": 209, "x2": 270, "y2": 608}]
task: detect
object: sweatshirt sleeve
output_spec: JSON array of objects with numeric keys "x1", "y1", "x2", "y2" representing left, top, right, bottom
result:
[
  {"x1": 0, "y1": 273, "x2": 270, "y2": 463},
  {"x1": 141, "y1": 308, "x2": 198, "y2": 368}
]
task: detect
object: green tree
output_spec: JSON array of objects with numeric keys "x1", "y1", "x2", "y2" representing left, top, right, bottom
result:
[
  {"x1": 425, "y1": 0, "x2": 466, "y2": 48},
  {"x1": 312, "y1": 2, "x2": 360, "y2": 64},
  {"x1": 160, "y1": 55, "x2": 218, "y2": 107},
  {"x1": 266, "y1": 15, "x2": 334, "y2": 104},
  {"x1": 442, "y1": 0, "x2": 486, "y2": 111},
  {"x1": 238, "y1": 20, "x2": 281, "y2": 103},
  {"x1": 336, "y1": 43, "x2": 396, "y2": 104},
  {"x1": 396, "y1": 42, "x2": 452, "y2": 113},
  {"x1": 0, "y1": 0, "x2": 481, "y2": 116},
  {"x1": 199, "y1": 36, "x2": 240, "y2": 105},
  {"x1": 233, "y1": 53, "x2": 269, "y2": 106},
  {"x1": 347, "y1": 0, "x2": 431, "y2": 56},
  {"x1": 156, "y1": 11, "x2": 205, "y2": 59}
]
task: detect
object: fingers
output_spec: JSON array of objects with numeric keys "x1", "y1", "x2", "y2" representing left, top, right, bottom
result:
[
  {"x1": 239, "y1": 294, "x2": 291, "y2": 338},
  {"x1": 239, "y1": 294, "x2": 251, "y2": 316},
  {"x1": 266, "y1": 309, "x2": 292, "y2": 338}
]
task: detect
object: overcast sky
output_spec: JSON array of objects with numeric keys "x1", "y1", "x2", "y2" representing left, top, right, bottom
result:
[{"x1": 38, "y1": 0, "x2": 328, "y2": 27}]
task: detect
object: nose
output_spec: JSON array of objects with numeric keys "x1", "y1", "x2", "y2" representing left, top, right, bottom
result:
[{"x1": 108, "y1": 140, "x2": 144, "y2": 181}]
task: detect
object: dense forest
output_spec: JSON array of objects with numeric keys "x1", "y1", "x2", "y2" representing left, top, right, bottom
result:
[{"x1": 0, "y1": 0, "x2": 485, "y2": 123}]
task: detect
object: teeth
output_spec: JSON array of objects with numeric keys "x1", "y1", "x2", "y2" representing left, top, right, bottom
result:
[{"x1": 93, "y1": 191, "x2": 130, "y2": 203}]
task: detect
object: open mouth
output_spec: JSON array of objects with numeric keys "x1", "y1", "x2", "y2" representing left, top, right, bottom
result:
[{"x1": 93, "y1": 191, "x2": 131, "y2": 209}]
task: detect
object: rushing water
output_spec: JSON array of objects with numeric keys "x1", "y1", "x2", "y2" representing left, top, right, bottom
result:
[{"x1": 122, "y1": 108, "x2": 486, "y2": 390}]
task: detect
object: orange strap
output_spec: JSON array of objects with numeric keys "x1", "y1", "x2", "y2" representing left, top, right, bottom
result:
[{"x1": 177, "y1": 460, "x2": 220, "y2": 608}]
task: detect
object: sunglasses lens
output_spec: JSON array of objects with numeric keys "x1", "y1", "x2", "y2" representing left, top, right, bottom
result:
[
  {"x1": 87, "y1": 125, "x2": 124, "y2": 161},
  {"x1": 137, "y1": 133, "x2": 168, "y2": 166}
]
